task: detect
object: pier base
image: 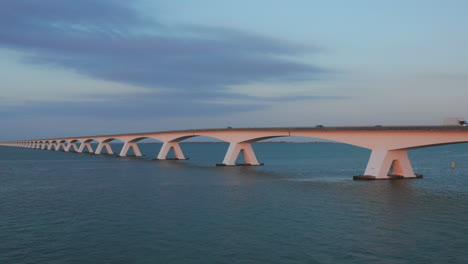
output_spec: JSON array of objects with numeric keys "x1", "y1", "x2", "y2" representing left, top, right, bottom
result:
[
  {"x1": 353, "y1": 174, "x2": 423, "y2": 180},
  {"x1": 152, "y1": 157, "x2": 189, "y2": 160},
  {"x1": 216, "y1": 163, "x2": 264, "y2": 167}
]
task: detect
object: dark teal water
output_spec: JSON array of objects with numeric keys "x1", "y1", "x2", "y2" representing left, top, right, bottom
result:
[{"x1": 1, "y1": 143, "x2": 468, "y2": 264}]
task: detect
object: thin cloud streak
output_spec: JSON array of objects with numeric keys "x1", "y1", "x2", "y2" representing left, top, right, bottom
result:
[{"x1": 0, "y1": 92, "x2": 350, "y2": 119}]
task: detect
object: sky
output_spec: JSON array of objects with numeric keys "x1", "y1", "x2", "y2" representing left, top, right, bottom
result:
[{"x1": 1, "y1": 0, "x2": 468, "y2": 141}]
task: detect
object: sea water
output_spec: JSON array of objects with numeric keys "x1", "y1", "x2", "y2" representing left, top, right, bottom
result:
[{"x1": 1, "y1": 143, "x2": 467, "y2": 264}]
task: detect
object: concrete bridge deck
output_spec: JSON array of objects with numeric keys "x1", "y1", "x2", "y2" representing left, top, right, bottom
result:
[
  {"x1": 18, "y1": 126, "x2": 468, "y2": 141},
  {"x1": 2, "y1": 125, "x2": 468, "y2": 180}
]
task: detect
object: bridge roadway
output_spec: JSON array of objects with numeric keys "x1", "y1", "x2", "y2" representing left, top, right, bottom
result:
[{"x1": 3, "y1": 126, "x2": 468, "y2": 180}]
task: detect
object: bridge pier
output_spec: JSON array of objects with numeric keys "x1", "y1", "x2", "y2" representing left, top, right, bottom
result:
[
  {"x1": 47, "y1": 143, "x2": 56, "y2": 150},
  {"x1": 354, "y1": 149, "x2": 422, "y2": 180},
  {"x1": 78, "y1": 142, "x2": 94, "y2": 153},
  {"x1": 119, "y1": 142, "x2": 142, "y2": 157},
  {"x1": 55, "y1": 142, "x2": 66, "y2": 151},
  {"x1": 217, "y1": 142, "x2": 263, "y2": 166},
  {"x1": 155, "y1": 142, "x2": 187, "y2": 160},
  {"x1": 65, "y1": 142, "x2": 78, "y2": 152},
  {"x1": 95, "y1": 142, "x2": 114, "y2": 155}
]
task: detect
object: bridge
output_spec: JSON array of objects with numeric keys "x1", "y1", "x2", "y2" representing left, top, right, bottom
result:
[{"x1": 2, "y1": 126, "x2": 468, "y2": 180}]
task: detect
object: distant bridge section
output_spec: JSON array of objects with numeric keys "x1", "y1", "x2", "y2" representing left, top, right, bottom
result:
[{"x1": 2, "y1": 126, "x2": 468, "y2": 180}]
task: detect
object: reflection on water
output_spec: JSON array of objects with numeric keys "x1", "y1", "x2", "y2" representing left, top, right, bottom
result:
[{"x1": 1, "y1": 143, "x2": 468, "y2": 264}]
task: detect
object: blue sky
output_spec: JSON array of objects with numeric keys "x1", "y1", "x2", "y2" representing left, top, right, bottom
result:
[{"x1": 1, "y1": 0, "x2": 468, "y2": 140}]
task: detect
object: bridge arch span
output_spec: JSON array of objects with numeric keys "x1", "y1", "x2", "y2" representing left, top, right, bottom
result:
[
  {"x1": 402, "y1": 140, "x2": 468, "y2": 150},
  {"x1": 74, "y1": 138, "x2": 98, "y2": 153},
  {"x1": 117, "y1": 137, "x2": 162, "y2": 157},
  {"x1": 118, "y1": 134, "x2": 230, "y2": 160},
  {"x1": 78, "y1": 138, "x2": 96, "y2": 144},
  {"x1": 244, "y1": 136, "x2": 286, "y2": 143},
  {"x1": 101, "y1": 137, "x2": 127, "y2": 143},
  {"x1": 127, "y1": 136, "x2": 163, "y2": 143},
  {"x1": 288, "y1": 130, "x2": 468, "y2": 151},
  {"x1": 93, "y1": 138, "x2": 126, "y2": 155}
]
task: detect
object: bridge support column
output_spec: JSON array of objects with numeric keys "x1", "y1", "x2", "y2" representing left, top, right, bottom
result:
[
  {"x1": 119, "y1": 142, "x2": 142, "y2": 157},
  {"x1": 354, "y1": 149, "x2": 422, "y2": 180},
  {"x1": 78, "y1": 142, "x2": 94, "y2": 153},
  {"x1": 47, "y1": 143, "x2": 55, "y2": 150},
  {"x1": 65, "y1": 142, "x2": 78, "y2": 152},
  {"x1": 95, "y1": 142, "x2": 114, "y2": 155},
  {"x1": 155, "y1": 142, "x2": 187, "y2": 160},
  {"x1": 55, "y1": 142, "x2": 66, "y2": 151},
  {"x1": 217, "y1": 142, "x2": 263, "y2": 166}
]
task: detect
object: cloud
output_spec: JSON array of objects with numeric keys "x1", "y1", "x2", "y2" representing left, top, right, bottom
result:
[
  {"x1": 0, "y1": 92, "x2": 349, "y2": 119},
  {"x1": 0, "y1": 0, "x2": 340, "y2": 118}
]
